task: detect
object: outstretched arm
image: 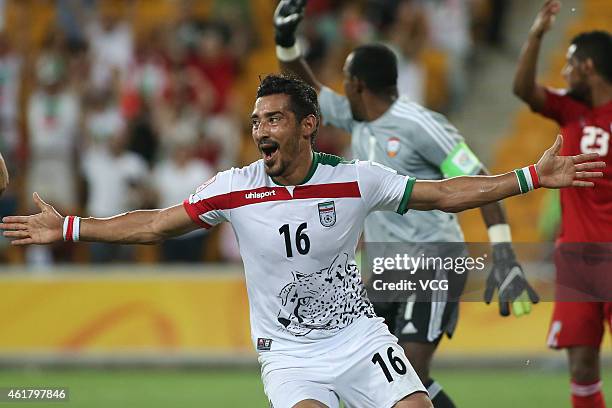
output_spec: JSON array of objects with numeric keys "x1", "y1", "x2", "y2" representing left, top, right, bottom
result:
[
  {"x1": 1, "y1": 194, "x2": 197, "y2": 246},
  {"x1": 513, "y1": 0, "x2": 561, "y2": 111},
  {"x1": 0, "y1": 152, "x2": 8, "y2": 195},
  {"x1": 408, "y1": 135, "x2": 604, "y2": 212},
  {"x1": 274, "y1": 0, "x2": 323, "y2": 91}
]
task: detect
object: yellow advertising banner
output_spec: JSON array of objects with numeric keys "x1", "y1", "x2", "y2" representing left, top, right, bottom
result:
[
  {"x1": 0, "y1": 269, "x2": 608, "y2": 357},
  {"x1": 0, "y1": 270, "x2": 252, "y2": 353}
]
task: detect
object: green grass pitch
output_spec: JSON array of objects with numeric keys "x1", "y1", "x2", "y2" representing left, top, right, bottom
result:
[{"x1": 0, "y1": 368, "x2": 610, "y2": 407}]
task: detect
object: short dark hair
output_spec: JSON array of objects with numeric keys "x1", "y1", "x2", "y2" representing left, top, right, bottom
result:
[
  {"x1": 348, "y1": 43, "x2": 398, "y2": 94},
  {"x1": 571, "y1": 30, "x2": 612, "y2": 83},
  {"x1": 256, "y1": 74, "x2": 321, "y2": 145}
]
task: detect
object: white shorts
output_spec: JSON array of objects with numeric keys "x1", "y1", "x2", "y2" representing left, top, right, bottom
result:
[{"x1": 259, "y1": 317, "x2": 427, "y2": 408}]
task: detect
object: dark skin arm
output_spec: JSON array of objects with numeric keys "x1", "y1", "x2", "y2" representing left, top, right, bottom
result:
[
  {"x1": 477, "y1": 168, "x2": 507, "y2": 226},
  {"x1": 513, "y1": 0, "x2": 561, "y2": 111}
]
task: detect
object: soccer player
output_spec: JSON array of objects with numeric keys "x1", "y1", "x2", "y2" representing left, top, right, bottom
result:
[
  {"x1": 513, "y1": 2, "x2": 612, "y2": 407},
  {"x1": 1, "y1": 74, "x2": 604, "y2": 408},
  {"x1": 273, "y1": 2, "x2": 538, "y2": 405},
  {"x1": 0, "y1": 152, "x2": 8, "y2": 196}
]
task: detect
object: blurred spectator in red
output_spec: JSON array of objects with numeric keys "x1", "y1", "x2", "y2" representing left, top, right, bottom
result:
[
  {"x1": 152, "y1": 140, "x2": 213, "y2": 263},
  {"x1": 153, "y1": 63, "x2": 215, "y2": 167},
  {"x1": 187, "y1": 23, "x2": 236, "y2": 114}
]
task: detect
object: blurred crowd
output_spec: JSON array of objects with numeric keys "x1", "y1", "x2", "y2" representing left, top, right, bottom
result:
[{"x1": 0, "y1": 0, "x2": 509, "y2": 266}]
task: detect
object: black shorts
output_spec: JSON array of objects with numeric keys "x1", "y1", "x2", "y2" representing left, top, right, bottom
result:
[{"x1": 365, "y1": 245, "x2": 468, "y2": 344}]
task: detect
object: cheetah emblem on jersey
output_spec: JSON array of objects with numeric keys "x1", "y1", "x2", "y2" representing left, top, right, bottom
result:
[{"x1": 276, "y1": 253, "x2": 375, "y2": 336}]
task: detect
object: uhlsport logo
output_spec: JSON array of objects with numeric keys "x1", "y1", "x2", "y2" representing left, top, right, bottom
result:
[{"x1": 245, "y1": 190, "x2": 276, "y2": 200}]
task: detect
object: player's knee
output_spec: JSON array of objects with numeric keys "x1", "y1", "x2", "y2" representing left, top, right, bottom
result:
[
  {"x1": 393, "y1": 391, "x2": 433, "y2": 408},
  {"x1": 568, "y1": 347, "x2": 600, "y2": 383}
]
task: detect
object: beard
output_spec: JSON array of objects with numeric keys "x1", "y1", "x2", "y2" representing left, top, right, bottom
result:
[{"x1": 264, "y1": 159, "x2": 286, "y2": 177}]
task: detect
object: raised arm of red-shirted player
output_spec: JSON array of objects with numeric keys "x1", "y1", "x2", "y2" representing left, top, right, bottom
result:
[
  {"x1": 273, "y1": 0, "x2": 323, "y2": 92},
  {"x1": 408, "y1": 135, "x2": 605, "y2": 212},
  {"x1": 513, "y1": 0, "x2": 561, "y2": 111},
  {"x1": 0, "y1": 200, "x2": 197, "y2": 246}
]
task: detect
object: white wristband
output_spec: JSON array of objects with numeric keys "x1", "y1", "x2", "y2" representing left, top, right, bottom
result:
[
  {"x1": 62, "y1": 217, "x2": 69, "y2": 241},
  {"x1": 73, "y1": 216, "x2": 81, "y2": 242},
  {"x1": 488, "y1": 224, "x2": 512, "y2": 244},
  {"x1": 276, "y1": 44, "x2": 301, "y2": 62}
]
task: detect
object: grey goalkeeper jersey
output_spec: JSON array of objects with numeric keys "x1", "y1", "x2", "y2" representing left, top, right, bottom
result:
[{"x1": 318, "y1": 86, "x2": 483, "y2": 243}]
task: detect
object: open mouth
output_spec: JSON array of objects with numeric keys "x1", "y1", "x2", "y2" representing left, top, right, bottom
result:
[{"x1": 260, "y1": 142, "x2": 280, "y2": 162}]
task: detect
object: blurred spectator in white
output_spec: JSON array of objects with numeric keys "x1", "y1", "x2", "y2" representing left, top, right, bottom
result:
[
  {"x1": 0, "y1": 31, "x2": 21, "y2": 162},
  {"x1": 152, "y1": 141, "x2": 213, "y2": 262},
  {"x1": 81, "y1": 128, "x2": 148, "y2": 263},
  {"x1": 420, "y1": 0, "x2": 472, "y2": 111},
  {"x1": 82, "y1": 88, "x2": 124, "y2": 149},
  {"x1": 26, "y1": 34, "x2": 80, "y2": 266},
  {"x1": 27, "y1": 54, "x2": 79, "y2": 213},
  {"x1": 85, "y1": 4, "x2": 133, "y2": 90}
]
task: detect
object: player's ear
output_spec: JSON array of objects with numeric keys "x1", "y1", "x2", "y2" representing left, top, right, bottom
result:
[{"x1": 301, "y1": 114, "x2": 317, "y2": 141}]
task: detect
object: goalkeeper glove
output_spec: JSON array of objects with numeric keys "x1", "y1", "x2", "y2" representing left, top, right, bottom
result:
[
  {"x1": 484, "y1": 242, "x2": 540, "y2": 317},
  {"x1": 274, "y1": 0, "x2": 307, "y2": 47}
]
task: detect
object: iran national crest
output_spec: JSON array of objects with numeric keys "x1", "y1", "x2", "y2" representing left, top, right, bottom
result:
[
  {"x1": 386, "y1": 137, "x2": 400, "y2": 157},
  {"x1": 318, "y1": 201, "x2": 336, "y2": 227}
]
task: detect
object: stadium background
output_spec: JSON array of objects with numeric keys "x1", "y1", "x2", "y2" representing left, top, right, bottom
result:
[{"x1": 0, "y1": 0, "x2": 609, "y2": 406}]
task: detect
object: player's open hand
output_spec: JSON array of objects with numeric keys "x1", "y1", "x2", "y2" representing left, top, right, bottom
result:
[
  {"x1": 0, "y1": 193, "x2": 63, "y2": 245},
  {"x1": 274, "y1": 0, "x2": 307, "y2": 47},
  {"x1": 530, "y1": 0, "x2": 561, "y2": 37},
  {"x1": 536, "y1": 134, "x2": 605, "y2": 189}
]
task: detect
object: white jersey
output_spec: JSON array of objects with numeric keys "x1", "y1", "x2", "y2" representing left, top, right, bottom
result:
[{"x1": 183, "y1": 152, "x2": 415, "y2": 354}]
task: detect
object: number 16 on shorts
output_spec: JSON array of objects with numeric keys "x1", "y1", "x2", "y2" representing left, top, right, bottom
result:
[{"x1": 372, "y1": 346, "x2": 408, "y2": 382}]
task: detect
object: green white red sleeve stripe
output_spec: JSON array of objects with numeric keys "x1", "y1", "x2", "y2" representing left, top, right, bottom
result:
[{"x1": 514, "y1": 165, "x2": 540, "y2": 194}]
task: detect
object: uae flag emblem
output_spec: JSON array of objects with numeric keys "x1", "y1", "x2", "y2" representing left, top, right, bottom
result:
[
  {"x1": 318, "y1": 201, "x2": 336, "y2": 227},
  {"x1": 386, "y1": 137, "x2": 400, "y2": 157}
]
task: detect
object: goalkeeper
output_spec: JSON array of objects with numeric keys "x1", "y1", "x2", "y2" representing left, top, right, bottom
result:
[{"x1": 273, "y1": 1, "x2": 539, "y2": 407}]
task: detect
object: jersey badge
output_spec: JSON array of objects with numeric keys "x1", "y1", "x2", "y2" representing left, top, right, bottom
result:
[
  {"x1": 318, "y1": 201, "x2": 336, "y2": 227},
  {"x1": 257, "y1": 338, "x2": 273, "y2": 351},
  {"x1": 386, "y1": 137, "x2": 401, "y2": 157}
]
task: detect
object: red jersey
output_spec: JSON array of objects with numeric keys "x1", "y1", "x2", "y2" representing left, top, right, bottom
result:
[{"x1": 539, "y1": 88, "x2": 612, "y2": 242}]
